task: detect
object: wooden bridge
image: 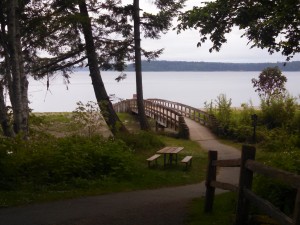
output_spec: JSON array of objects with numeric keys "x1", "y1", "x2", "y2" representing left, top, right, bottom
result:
[{"x1": 113, "y1": 98, "x2": 218, "y2": 138}]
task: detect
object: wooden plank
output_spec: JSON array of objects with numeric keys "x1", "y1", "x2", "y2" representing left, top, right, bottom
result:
[
  {"x1": 244, "y1": 188, "x2": 293, "y2": 225},
  {"x1": 157, "y1": 147, "x2": 172, "y2": 153},
  {"x1": 212, "y1": 159, "x2": 241, "y2": 167},
  {"x1": 210, "y1": 181, "x2": 238, "y2": 192},
  {"x1": 146, "y1": 154, "x2": 161, "y2": 161},
  {"x1": 181, "y1": 156, "x2": 192, "y2": 163},
  {"x1": 172, "y1": 147, "x2": 184, "y2": 154},
  {"x1": 146, "y1": 154, "x2": 161, "y2": 168},
  {"x1": 246, "y1": 160, "x2": 300, "y2": 188}
]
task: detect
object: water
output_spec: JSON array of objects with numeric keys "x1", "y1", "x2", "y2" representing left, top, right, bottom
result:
[{"x1": 28, "y1": 71, "x2": 300, "y2": 112}]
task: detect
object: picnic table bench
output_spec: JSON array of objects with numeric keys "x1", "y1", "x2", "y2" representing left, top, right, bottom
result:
[
  {"x1": 181, "y1": 155, "x2": 193, "y2": 169},
  {"x1": 146, "y1": 154, "x2": 161, "y2": 167}
]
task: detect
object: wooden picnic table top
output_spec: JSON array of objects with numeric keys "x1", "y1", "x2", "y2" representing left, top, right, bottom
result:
[{"x1": 157, "y1": 146, "x2": 184, "y2": 154}]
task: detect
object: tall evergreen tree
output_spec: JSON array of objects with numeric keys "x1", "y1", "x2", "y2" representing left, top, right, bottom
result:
[
  {"x1": 77, "y1": 0, "x2": 127, "y2": 134},
  {"x1": 130, "y1": 0, "x2": 186, "y2": 130},
  {"x1": 0, "y1": 0, "x2": 29, "y2": 137},
  {"x1": 133, "y1": 0, "x2": 149, "y2": 130}
]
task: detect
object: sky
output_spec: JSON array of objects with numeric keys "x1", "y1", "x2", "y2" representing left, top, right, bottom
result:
[{"x1": 122, "y1": 0, "x2": 300, "y2": 63}]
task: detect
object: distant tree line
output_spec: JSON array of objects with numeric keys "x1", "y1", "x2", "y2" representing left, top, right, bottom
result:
[{"x1": 125, "y1": 60, "x2": 300, "y2": 72}]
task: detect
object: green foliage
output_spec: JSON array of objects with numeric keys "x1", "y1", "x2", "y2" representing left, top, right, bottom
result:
[
  {"x1": 259, "y1": 128, "x2": 299, "y2": 152},
  {"x1": 260, "y1": 95, "x2": 297, "y2": 129},
  {"x1": 116, "y1": 131, "x2": 164, "y2": 152},
  {"x1": 254, "y1": 150, "x2": 300, "y2": 215},
  {"x1": 186, "y1": 192, "x2": 237, "y2": 225},
  {"x1": 178, "y1": 0, "x2": 300, "y2": 60},
  {"x1": 252, "y1": 67, "x2": 287, "y2": 103},
  {"x1": 239, "y1": 102, "x2": 256, "y2": 126},
  {"x1": 0, "y1": 136, "x2": 135, "y2": 190},
  {"x1": 0, "y1": 128, "x2": 207, "y2": 207},
  {"x1": 72, "y1": 101, "x2": 104, "y2": 137},
  {"x1": 204, "y1": 94, "x2": 232, "y2": 136},
  {"x1": 215, "y1": 94, "x2": 232, "y2": 128}
]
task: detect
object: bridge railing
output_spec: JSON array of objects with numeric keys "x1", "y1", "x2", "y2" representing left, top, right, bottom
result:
[
  {"x1": 147, "y1": 98, "x2": 218, "y2": 129},
  {"x1": 113, "y1": 99, "x2": 189, "y2": 138}
]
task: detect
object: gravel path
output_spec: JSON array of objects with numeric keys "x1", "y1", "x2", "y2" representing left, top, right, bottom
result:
[{"x1": 0, "y1": 119, "x2": 240, "y2": 225}]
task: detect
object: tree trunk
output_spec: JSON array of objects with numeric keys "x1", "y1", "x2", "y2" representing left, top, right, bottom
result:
[
  {"x1": 0, "y1": 84, "x2": 15, "y2": 137},
  {"x1": 78, "y1": 0, "x2": 127, "y2": 135},
  {"x1": 133, "y1": 0, "x2": 150, "y2": 130},
  {"x1": 7, "y1": 0, "x2": 29, "y2": 137}
]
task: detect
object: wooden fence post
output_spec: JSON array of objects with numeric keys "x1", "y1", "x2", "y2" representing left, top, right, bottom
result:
[
  {"x1": 294, "y1": 188, "x2": 300, "y2": 225},
  {"x1": 235, "y1": 145, "x2": 256, "y2": 225},
  {"x1": 204, "y1": 150, "x2": 218, "y2": 212}
]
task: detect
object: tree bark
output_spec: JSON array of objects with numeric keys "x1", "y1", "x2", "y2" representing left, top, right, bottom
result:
[
  {"x1": 133, "y1": 0, "x2": 150, "y2": 130},
  {"x1": 7, "y1": 0, "x2": 29, "y2": 137},
  {"x1": 78, "y1": 0, "x2": 127, "y2": 135},
  {"x1": 0, "y1": 83, "x2": 15, "y2": 137}
]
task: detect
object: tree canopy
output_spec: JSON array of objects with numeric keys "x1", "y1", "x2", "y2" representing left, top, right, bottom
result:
[
  {"x1": 0, "y1": 0, "x2": 186, "y2": 136},
  {"x1": 252, "y1": 66, "x2": 287, "y2": 102},
  {"x1": 178, "y1": 0, "x2": 300, "y2": 60}
]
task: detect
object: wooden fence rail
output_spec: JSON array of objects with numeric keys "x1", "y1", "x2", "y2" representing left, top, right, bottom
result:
[
  {"x1": 113, "y1": 99, "x2": 189, "y2": 138},
  {"x1": 205, "y1": 145, "x2": 300, "y2": 225}
]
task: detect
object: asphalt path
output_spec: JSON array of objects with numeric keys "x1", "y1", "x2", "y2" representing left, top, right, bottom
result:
[{"x1": 0, "y1": 118, "x2": 241, "y2": 225}]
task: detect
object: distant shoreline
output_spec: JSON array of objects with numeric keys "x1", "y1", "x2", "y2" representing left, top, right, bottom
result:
[
  {"x1": 125, "y1": 60, "x2": 300, "y2": 72},
  {"x1": 76, "y1": 60, "x2": 300, "y2": 72}
]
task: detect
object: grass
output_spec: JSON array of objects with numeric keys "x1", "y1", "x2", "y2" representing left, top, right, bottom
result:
[
  {"x1": 0, "y1": 112, "x2": 208, "y2": 207},
  {"x1": 185, "y1": 192, "x2": 237, "y2": 225}
]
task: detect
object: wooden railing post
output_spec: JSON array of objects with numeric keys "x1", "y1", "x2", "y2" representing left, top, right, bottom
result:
[
  {"x1": 235, "y1": 145, "x2": 256, "y2": 225},
  {"x1": 204, "y1": 150, "x2": 218, "y2": 212}
]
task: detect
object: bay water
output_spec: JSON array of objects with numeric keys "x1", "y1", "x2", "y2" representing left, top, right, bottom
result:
[{"x1": 28, "y1": 71, "x2": 300, "y2": 112}]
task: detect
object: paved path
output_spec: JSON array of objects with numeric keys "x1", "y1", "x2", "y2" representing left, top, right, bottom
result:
[{"x1": 0, "y1": 119, "x2": 240, "y2": 225}]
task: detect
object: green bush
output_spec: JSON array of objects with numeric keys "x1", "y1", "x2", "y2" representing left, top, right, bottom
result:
[
  {"x1": 116, "y1": 131, "x2": 164, "y2": 152},
  {"x1": 260, "y1": 95, "x2": 297, "y2": 129},
  {"x1": 227, "y1": 124, "x2": 253, "y2": 143},
  {"x1": 0, "y1": 136, "x2": 135, "y2": 190},
  {"x1": 253, "y1": 150, "x2": 300, "y2": 215},
  {"x1": 259, "y1": 128, "x2": 298, "y2": 152},
  {"x1": 204, "y1": 94, "x2": 233, "y2": 137},
  {"x1": 238, "y1": 102, "x2": 256, "y2": 126}
]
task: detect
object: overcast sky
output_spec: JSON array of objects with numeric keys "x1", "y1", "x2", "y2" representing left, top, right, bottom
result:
[{"x1": 123, "y1": 0, "x2": 300, "y2": 63}]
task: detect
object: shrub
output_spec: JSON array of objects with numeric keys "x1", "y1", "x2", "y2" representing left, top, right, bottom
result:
[
  {"x1": 72, "y1": 101, "x2": 104, "y2": 137},
  {"x1": 239, "y1": 102, "x2": 256, "y2": 126},
  {"x1": 253, "y1": 150, "x2": 300, "y2": 215},
  {"x1": 0, "y1": 135, "x2": 135, "y2": 190},
  {"x1": 204, "y1": 94, "x2": 232, "y2": 136},
  {"x1": 260, "y1": 94, "x2": 297, "y2": 129},
  {"x1": 116, "y1": 131, "x2": 164, "y2": 152}
]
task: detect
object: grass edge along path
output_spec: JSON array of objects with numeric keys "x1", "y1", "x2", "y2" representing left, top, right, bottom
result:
[{"x1": 185, "y1": 192, "x2": 237, "y2": 225}]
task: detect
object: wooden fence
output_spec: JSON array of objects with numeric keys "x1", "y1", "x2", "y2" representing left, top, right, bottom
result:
[
  {"x1": 205, "y1": 145, "x2": 300, "y2": 225},
  {"x1": 113, "y1": 99, "x2": 189, "y2": 138}
]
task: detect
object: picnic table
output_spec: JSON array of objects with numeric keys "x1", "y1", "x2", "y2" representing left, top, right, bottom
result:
[{"x1": 157, "y1": 146, "x2": 184, "y2": 167}]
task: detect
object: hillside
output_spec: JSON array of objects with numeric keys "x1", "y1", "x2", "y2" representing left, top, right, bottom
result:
[{"x1": 125, "y1": 60, "x2": 300, "y2": 71}]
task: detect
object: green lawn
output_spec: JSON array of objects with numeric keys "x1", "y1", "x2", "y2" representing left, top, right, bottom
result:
[{"x1": 185, "y1": 192, "x2": 237, "y2": 225}]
